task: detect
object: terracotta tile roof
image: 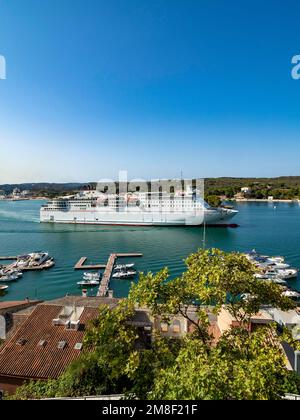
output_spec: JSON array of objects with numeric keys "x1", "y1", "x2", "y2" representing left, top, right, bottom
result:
[
  {"x1": 46, "y1": 296, "x2": 120, "y2": 309},
  {"x1": 0, "y1": 304, "x2": 99, "y2": 380},
  {"x1": 0, "y1": 300, "x2": 40, "y2": 311}
]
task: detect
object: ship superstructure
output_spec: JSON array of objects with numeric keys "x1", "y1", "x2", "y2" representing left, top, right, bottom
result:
[{"x1": 40, "y1": 182, "x2": 238, "y2": 226}]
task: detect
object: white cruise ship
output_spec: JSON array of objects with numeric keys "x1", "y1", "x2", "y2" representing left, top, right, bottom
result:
[{"x1": 40, "y1": 183, "x2": 238, "y2": 226}]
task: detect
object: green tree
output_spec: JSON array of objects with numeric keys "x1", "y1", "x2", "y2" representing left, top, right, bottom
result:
[
  {"x1": 150, "y1": 327, "x2": 300, "y2": 400},
  {"x1": 205, "y1": 195, "x2": 222, "y2": 207},
  {"x1": 129, "y1": 249, "x2": 294, "y2": 344}
]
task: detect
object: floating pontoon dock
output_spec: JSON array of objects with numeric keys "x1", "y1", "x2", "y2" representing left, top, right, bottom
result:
[
  {"x1": 0, "y1": 256, "x2": 18, "y2": 261},
  {"x1": 74, "y1": 253, "x2": 143, "y2": 297},
  {"x1": 98, "y1": 253, "x2": 143, "y2": 297},
  {"x1": 74, "y1": 257, "x2": 106, "y2": 270}
]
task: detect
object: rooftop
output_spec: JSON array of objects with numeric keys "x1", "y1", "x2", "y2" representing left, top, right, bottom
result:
[
  {"x1": 46, "y1": 295, "x2": 120, "y2": 309},
  {"x1": 0, "y1": 300, "x2": 40, "y2": 312},
  {"x1": 0, "y1": 301, "x2": 100, "y2": 380},
  {"x1": 272, "y1": 308, "x2": 300, "y2": 325}
]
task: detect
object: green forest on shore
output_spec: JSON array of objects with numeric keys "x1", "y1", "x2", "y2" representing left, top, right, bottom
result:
[{"x1": 1, "y1": 177, "x2": 300, "y2": 202}]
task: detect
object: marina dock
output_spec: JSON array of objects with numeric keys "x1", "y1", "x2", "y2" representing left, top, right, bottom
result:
[
  {"x1": 74, "y1": 253, "x2": 143, "y2": 297},
  {"x1": 74, "y1": 257, "x2": 106, "y2": 270},
  {"x1": 0, "y1": 256, "x2": 18, "y2": 261},
  {"x1": 98, "y1": 254, "x2": 117, "y2": 297},
  {"x1": 97, "y1": 253, "x2": 143, "y2": 297}
]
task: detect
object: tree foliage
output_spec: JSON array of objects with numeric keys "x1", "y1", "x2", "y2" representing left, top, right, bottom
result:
[
  {"x1": 205, "y1": 195, "x2": 222, "y2": 207},
  {"x1": 129, "y1": 249, "x2": 294, "y2": 344},
  {"x1": 150, "y1": 328, "x2": 300, "y2": 400}
]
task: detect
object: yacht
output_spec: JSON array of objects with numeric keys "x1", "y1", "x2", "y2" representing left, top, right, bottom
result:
[
  {"x1": 114, "y1": 263, "x2": 135, "y2": 271},
  {"x1": 77, "y1": 279, "x2": 100, "y2": 287},
  {"x1": 0, "y1": 273, "x2": 19, "y2": 282},
  {"x1": 83, "y1": 271, "x2": 102, "y2": 280},
  {"x1": 112, "y1": 270, "x2": 136, "y2": 279}
]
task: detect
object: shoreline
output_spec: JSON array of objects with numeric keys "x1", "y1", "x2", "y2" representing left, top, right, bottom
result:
[
  {"x1": 0, "y1": 197, "x2": 47, "y2": 202},
  {"x1": 1, "y1": 197, "x2": 300, "y2": 204},
  {"x1": 230, "y1": 199, "x2": 299, "y2": 203}
]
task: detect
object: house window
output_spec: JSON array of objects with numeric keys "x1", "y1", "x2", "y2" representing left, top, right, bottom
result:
[
  {"x1": 173, "y1": 321, "x2": 181, "y2": 334},
  {"x1": 161, "y1": 323, "x2": 169, "y2": 333}
]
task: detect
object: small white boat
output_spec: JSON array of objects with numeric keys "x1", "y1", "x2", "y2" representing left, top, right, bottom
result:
[
  {"x1": 77, "y1": 279, "x2": 100, "y2": 286},
  {"x1": 112, "y1": 270, "x2": 136, "y2": 279},
  {"x1": 262, "y1": 255, "x2": 285, "y2": 264},
  {"x1": 272, "y1": 278, "x2": 288, "y2": 285},
  {"x1": 4, "y1": 269, "x2": 23, "y2": 278},
  {"x1": 83, "y1": 272, "x2": 101, "y2": 280},
  {"x1": 15, "y1": 255, "x2": 30, "y2": 268},
  {"x1": 262, "y1": 278, "x2": 287, "y2": 286},
  {"x1": 114, "y1": 263, "x2": 135, "y2": 271},
  {"x1": 275, "y1": 268, "x2": 298, "y2": 279},
  {"x1": 28, "y1": 251, "x2": 50, "y2": 266},
  {"x1": 14, "y1": 252, "x2": 51, "y2": 269},
  {"x1": 256, "y1": 261, "x2": 290, "y2": 269},
  {"x1": 282, "y1": 290, "x2": 300, "y2": 299},
  {"x1": 0, "y1": 273, "x2": 19, "y2": 282},
  {"x1": 0, "y1": 285, "x2": 9, "y2": 291}
]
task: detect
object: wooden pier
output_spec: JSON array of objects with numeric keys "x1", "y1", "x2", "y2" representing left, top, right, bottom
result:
[
  {"x1": 97, "y1": 253, "x2": 143, "y2": 297},
  {"x1": 98, "y1": 254, "x2": 117, "y2": 297},
  {"x1": 73, "y1": 252, "x2": 143, "y2": 297},
  {"x1": 74, "y1": 253, "x2": 142, "y2": 297},
  {"x1": 74, "y1": 257, "x2": 106, "y2": 270},
  {"x1": 0, "y1": 256, "x2": 17, "y2": 261}
]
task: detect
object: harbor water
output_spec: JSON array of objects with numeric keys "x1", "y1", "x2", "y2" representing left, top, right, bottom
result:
[{"x1": 0, "y1": 200, "x2": 300, "y2": 301}]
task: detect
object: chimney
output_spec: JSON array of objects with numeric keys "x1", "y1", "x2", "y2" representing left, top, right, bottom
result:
[
  {"x1": 82, "y1": 289, "x2": 88, "y2": 298},
  {"x1": 108, "y1": 290, "x2": 114, "y2": 298}
]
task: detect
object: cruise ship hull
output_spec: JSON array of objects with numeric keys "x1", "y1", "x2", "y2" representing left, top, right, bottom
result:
[{"x1": 40, "y1": 208, "x2": 238, "y2": 226}]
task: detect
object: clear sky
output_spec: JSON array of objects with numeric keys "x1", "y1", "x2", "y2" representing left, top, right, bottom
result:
[{"x1": 0, "y1": 0, "x2": 300, "y2": 183}]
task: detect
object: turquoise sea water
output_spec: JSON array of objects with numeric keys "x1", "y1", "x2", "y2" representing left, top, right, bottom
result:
[{"x1": 0, "y1": 200, "x2": 299, "y2": 301}]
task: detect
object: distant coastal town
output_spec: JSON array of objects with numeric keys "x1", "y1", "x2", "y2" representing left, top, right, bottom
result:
[{"x1": 1, "y1": 176, "x2": 300, "y2": 205}]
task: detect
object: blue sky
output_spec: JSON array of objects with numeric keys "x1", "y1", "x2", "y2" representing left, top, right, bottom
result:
[{"x1": 0, "y1": 0, "x2": 300, "y2": 183}]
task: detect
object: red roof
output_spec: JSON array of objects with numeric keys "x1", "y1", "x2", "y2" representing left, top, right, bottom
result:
[
  {"x1": 0, "y1": 300, "x2": 40, "y2": 311},
  {"x1": 0, "y1": 304, "x2": 99, "y2": 380}
]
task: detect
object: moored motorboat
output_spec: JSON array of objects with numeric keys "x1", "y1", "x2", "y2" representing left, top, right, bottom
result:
[
  {"x1": 114, "y1": 263, "x2": 135, "y2": 271},
  {"x1": 272, "y1": 268, "x2": 298, "y2": 279},
  {"x1": 0, "y1": 285, "x2": 9, "y2": 291},
  {"x1": 281, "y1": 289, "x2": 300, "y2": 300},
  {"x1": 83, "y1": 271, "x2": 101, "y2": 280},
  {"x1": 0, "y1": 273, "x2": 19, "y2": 282},
  {"x1": 112, "y1": 270, "x2": 136, "y2": 279},
  {"x1": 1, "y1": 269, "x2": 23, "y2": 278},
  {"x1": 248, "y1": 250, "x2": 298, "y2": 280},
  {"x1": 77, "y1": 279, "x2": 100, "y2": 287}
]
